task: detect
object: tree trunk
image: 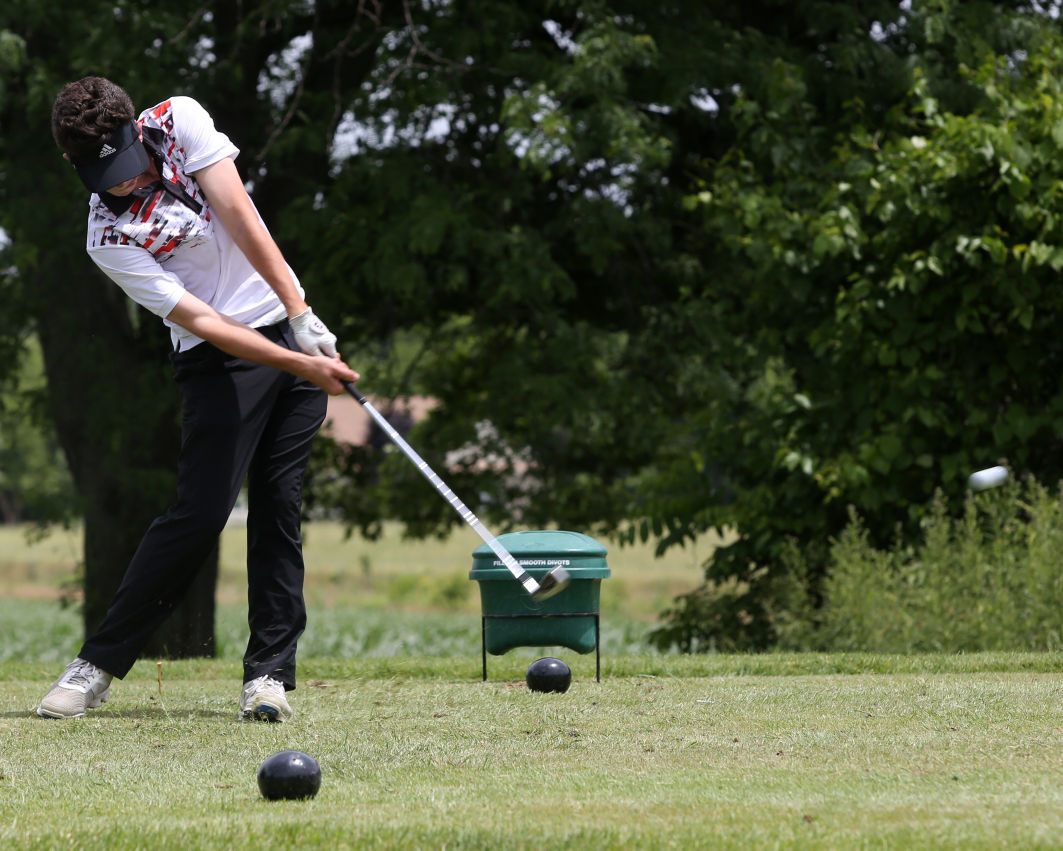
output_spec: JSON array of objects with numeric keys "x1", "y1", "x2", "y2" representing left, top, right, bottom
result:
[
  {"x1": 33, "y1": 233, "x2": 219, "y2": 660},
  {"x1": 0, "y1": 490, "x2": 21, "y2": 524},
  {"x1": 81, "y1": 492, "x2": 219, "y2": 659}
]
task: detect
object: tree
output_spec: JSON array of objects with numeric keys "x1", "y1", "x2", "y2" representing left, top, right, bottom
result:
[
  {"x1": 0, "y1": 0, "x2": 415, "y2": 651},
  {"x1": 288, "y1": 0, "x2": 928, "y2": 611},
  {"x1": 296, "y1": 0, "x2": 1063, "y2": 651},
  {"x1": 652, "y1": 5, "x2": 1063, "y2": 649},
  {"x1": 0, "y1": 1, "x2": 367, "y2": 652},
  {"x1": 0, "y1": 337, "x2": 75, "y2": 524},
  {"x1": 3, "y1": 0, "x2": 1060, "y2": 656}
]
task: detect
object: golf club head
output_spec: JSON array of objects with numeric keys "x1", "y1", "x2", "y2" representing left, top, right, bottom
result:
[{"x1": 531, "y1": 566, "x2": 571, "y2": 601}]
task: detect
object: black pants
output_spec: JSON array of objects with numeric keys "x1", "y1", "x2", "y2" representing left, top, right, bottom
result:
[{"x1": 79, "y1": 321, "x2": 327, "y2": 690}]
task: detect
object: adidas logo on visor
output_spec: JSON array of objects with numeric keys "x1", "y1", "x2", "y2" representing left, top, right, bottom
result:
[{"x1": 98, "y1": 143, "x2": 117, "y2": 158}]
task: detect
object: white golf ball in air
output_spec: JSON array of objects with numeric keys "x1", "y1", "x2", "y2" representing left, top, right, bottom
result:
[{"x1": 968, "y1": 466, "x2": 1008, "y2": 491}]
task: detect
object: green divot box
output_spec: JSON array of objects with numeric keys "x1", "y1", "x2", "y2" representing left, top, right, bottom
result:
[{"x1": 469, "y1": 530, "x2": 610, "y2": 681}]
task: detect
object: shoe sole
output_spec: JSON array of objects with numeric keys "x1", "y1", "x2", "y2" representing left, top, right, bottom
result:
[
  {"x1": 36, "y1": 707, "x2": 85, "y2": 719},
  {"x1": 240, "y1": 702, "x2": 290, "y2": 723}
]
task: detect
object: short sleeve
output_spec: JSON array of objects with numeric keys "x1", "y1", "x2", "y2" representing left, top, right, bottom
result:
[
  {"x1": 169, "y1": 96, "x2": 240, "y2": 173},
  {"x1": 87, "y1": 242, "x2": 187, "y2": 319}
]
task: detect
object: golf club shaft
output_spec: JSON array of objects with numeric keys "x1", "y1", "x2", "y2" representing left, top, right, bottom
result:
[{"x1": 342, "y1": 382, "x2": 541, "y2": 596}]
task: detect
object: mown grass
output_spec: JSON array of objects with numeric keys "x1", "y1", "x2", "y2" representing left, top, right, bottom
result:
[
  {"x1": 2, "y1": 655, "x2": 1063, "y2": 848},
  {"x1": 4, "y1": 522, "x2": 1063, "y2": 846}
]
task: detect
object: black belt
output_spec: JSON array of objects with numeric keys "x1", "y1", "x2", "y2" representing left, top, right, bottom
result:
[{"x1": 256, "y1": 318, "x2": 290, "y2": 343}]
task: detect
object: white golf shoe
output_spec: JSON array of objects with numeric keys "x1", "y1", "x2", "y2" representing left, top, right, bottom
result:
[
  {"x1": 36, "y1": 657, "x2": 113, "y2": 719},
  {"x1": 240, "y1": 675, "x2": 292, "y2": 722}
]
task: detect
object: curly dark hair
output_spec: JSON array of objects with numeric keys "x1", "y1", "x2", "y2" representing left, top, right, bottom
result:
[{"x1": 52, "y1": 76, "x2": 136, "y2": 159}]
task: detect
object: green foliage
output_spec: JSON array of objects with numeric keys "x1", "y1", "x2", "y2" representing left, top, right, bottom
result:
[
  {"x1": 658, "y1": 10, "x2": 1063, "y2": 649},
  {"x1": 0, "y1": 337, "x2": 75, "y2": 524},
  {"x1": 782, "y1": 477, "x2": 1063, "y2": 653},
  {"x1": 283, "y1": 1, "x2": 705, "y2": 542},
  {"x1": 7, "y1": 0, "x2": 1063, "y2": 654}
]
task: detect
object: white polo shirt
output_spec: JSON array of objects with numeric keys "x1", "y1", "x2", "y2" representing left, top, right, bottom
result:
[{"x1": 84, "y1": 96, "x2": 299, "y2": 351}]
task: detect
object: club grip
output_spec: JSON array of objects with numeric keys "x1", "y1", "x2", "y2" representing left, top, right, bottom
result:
[{"x1": 343, "y1": 381, "x2": 367, "y2": 404}]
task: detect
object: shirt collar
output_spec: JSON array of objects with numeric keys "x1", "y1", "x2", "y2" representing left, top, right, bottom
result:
[{"x1": 97, "y1": 126, "x2": 171, "y2": 216}]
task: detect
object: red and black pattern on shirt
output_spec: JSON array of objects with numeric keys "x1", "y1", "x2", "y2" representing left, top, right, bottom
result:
[
  {"x1": 92, "y1": 100, "x2": 213, "y2": 258},
  {"x1": 94, "y1": 186, "x2": 209, "y2": 259},
  {"x1": 140, "y1": 100, "x2": 211, "y2": 218},
  {"x1": 148, "y1": 100, "x2": 174, "y2": 134}
]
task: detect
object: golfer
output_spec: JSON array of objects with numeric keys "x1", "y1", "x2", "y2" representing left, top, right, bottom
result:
[{"x1": 37, "y1": 76, "x2": 357, "y2": 721}]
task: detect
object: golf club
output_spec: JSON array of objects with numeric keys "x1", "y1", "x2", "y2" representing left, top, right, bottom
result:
[{"x1": 342, "y1": 382, "x2": 571, "y2": 601}]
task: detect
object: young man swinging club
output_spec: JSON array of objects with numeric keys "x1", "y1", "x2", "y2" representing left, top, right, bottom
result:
[{"x1": 38, "y1": 76, "x2": 358, "y2": 721}]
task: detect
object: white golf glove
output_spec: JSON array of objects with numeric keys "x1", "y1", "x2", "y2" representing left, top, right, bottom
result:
[{"x1": 289, "y1": 307, "x2": 338, "y2": 357}]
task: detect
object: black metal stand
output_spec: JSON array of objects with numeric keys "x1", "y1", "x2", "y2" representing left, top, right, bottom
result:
[{"x1": 481, "y1": 612, "x2": 601, "y2": 682}]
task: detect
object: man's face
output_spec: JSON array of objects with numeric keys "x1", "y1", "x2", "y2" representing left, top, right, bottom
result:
[{"x1": 106, "y1": 172, "x2": 148, "y2": 196}]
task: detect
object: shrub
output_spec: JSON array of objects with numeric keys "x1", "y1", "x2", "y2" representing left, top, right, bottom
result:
[{"x1": 804, "y1": 478, "x2": 1063, "y2": 652}]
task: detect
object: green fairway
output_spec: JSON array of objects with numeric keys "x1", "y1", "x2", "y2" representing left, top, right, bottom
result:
[
  {"x1": 4, "y1": 524, "x2": 1063, "y2": 846},
  {"x1": 3, "y1": 655, "x2": 1063, "y2": 848}
]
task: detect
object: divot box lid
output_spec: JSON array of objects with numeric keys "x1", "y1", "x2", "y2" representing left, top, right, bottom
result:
[{"x1": 470, "y1": 530, "x2": 609, "y2": 579}]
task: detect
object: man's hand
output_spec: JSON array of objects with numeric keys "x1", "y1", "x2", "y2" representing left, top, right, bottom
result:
[
  {"x1": 290, "y1": 307, "x2": 338, "y2": 357},
  {"x1": 167, "y1": 292, "x2": 357, "y2": 394},
  {"x1": 302, "y1": 353, "x2": 359, "y2": 395}
]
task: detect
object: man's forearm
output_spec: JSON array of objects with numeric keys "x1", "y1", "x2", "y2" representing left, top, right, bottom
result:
[
  {"x1": 168, "y1": 294, "x2": 310, "y2": 376},
  {"x1": 193, "y1": 157, "x2": 309, "y2": 316}
]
